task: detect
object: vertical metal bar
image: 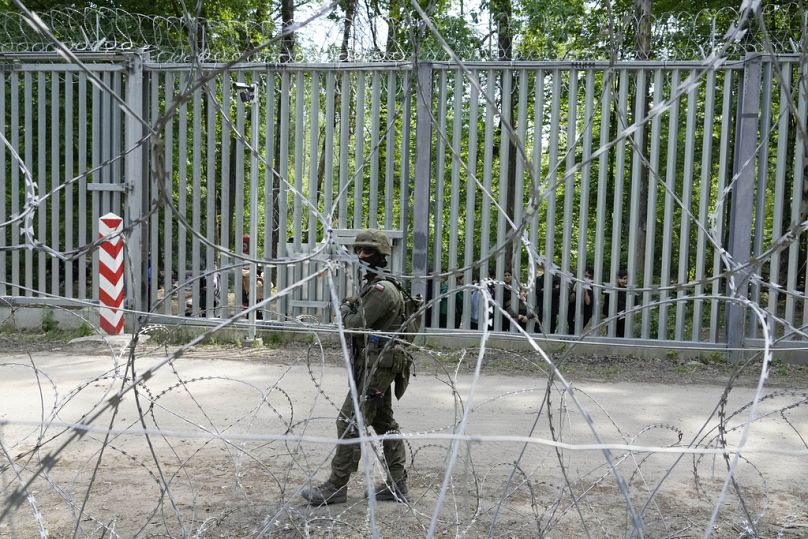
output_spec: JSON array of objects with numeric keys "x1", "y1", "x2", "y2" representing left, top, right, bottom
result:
[
  {"x1": 78, "y1": 73, "x2": 87, "y2": 300},
  {"x1": 205, "y1": 76, "x2": 216, "y2": 316},
  {"x1": 448, "y1": 68, "x2": 464, "y2": 329},
  {"x1": 263, "y1": 70, "x2": 276, "y2": 319},
  {"x1": 675, "y1": 70, "x2": 699, "y2": 341},
  {"x1": 24, "y1": 72, "x2": 33, "y2": 296},
  {"x1": 593, "y1": 69, "x2": 612, "y2": 331},
  {"x1": 126, "y1": 54, "x2": 146, "y2": 316},
  {"x1": 323, "y1": 72, "x2": 336, "y2": 223},
  {"x1": 338, "y1": 71, "x2": 350, "y2": 228},
  {"x1": 495, "y1": 69, "x2": 511, "y2": 331},
  {"x1": 542, "y1": 70, "x2": 562, "y2": 334},
  {"x1": 574, "y1": 70, "x2": 595, "y2": 335},
  {"x1": 64, "y1": 71, "x2": 73, "y2": 298},
  {"x1": 749, "y1": 61, "x2": 772, "y2": 339},
  {"x1": 177, "y1": 72, "x2": 188, "y2": 316},
  {"x1": 101, "y1": 72, "x2": 111, "y2": 214},
  {"x1": 191, "y1": 77, "x2": 202, "y2": 316},
  {"x1": 149, "y1": 71, "x2": 160, "y2": 311},
  {"x1": 463, "y1": 71, "x2": 480, "y2": 328},
  {"x1": 431, "y1": 69, "x2": 447, "y2": 329},
  {"x1": 163, "y1": 73, "x2": 175, "y2": 315},
  {"x1": 353, "y1": 71, "x2": 366, "y2": 229},
  {"x1": 51, "y1": 72, "x2": 61, "y2": 296},
  {"x1": 369, "y1": 71, "x2": 381, "y2": 228},
  {"x1": 693, "y1": 70, "x2": 717, "y2": 341},
  {"x1": 10, "y1": 72, "x2": 19, "y2": 296},
  {"x1": 38, "y1": 72, "x2": 47, "y2": 295},
  {"x1": 277, "y1": 71, "x2": 291, "y2": 315},
  {"x1": 307, "y1": 71, "x2": 320, "y2": 314},
  {"x1": 512, "y1": 69, "x2": 528, "y2": 307},
  {"x1": 412, "y1": 62, "x2": 433, "y2": 301},
  {"x1": 559, "y1": 68, "x2": 578, "y2": 334},
  {"x1": 219, "y1": 73, "x2": 231, "y2": 315},
  {"x1": 248, "y1": 71, "x2": 260, "y2": 332},
  {"x1": 766, "y1": 63, "x2": 791, "y2": 336},
  {"x1": 480, "y1": 69, "x2": 496, "y2": 327},
  {"x1": 91, "y1": 72, "x2": 100, "y2": 301},
  {"x1": 530, "y1": 69, "x2": 545, "y2": 307},
  {"x1": 322, "y1": 70, "x2": 336, "y2": 318},
  {"x1": 641, "y1": 69, "x2": 663, "y2": 339},
  {"x1": 293, "y1": 71, "x2": 304, "y2": 250},
  {"x1": 625, "y1": 69, "x2": 647, "y2": 337},
  {"x1": 233, "y1": 73, "x2": 247, "y2": 316},
  {"x1": 399, "y1": 71, "x2": 412, "y2": 241},
  {"x1": 710, "y1": 69, "x2": 734, "y2": 342},
  {"x1": 659, "y1": 70, "x2": 681, "y2": 339},
  {"x1": 112, "y1": 72, "x2": 122, "y2": 214},
  {"x1": 384, "y1": 71, "x2": 396, "y2": 230},
  {"x1": 606, "y1": 69, "x2": 629, "y2": 337},
  {"x1": 726, "y1": 54, "x2": 761, "y2": 356}
]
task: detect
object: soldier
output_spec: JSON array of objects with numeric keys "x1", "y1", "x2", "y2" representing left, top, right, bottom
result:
[{"x1": 301, "y1": 229, "x2": 410, "y2": 505}]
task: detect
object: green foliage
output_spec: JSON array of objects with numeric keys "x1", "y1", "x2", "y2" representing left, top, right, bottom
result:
[
  {"x1": 40, "y1": 309, "x2": 58, "y2": 333},
  {"x1": 74, "y1": 322, "x2": 94, "y2": 337}
]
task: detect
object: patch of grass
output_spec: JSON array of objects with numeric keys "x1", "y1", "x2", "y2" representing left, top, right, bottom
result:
[
  {"x1": 41, "y1": 309, "x2": 59, "y2": 334},
  {"x1": 74, "y1": 323, "x2": 94, "y2": 338},
  {"x1": 702, "y1": 352, "x2": 725, "y2": 365},
  {"x1": 666, "y1": 349, "x2": 679, "y2": 360},
  {"x1": 674, "y1": 365, "x2": 693, "y2": 374}
]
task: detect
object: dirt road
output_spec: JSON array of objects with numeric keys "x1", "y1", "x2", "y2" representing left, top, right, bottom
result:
[{"x1": 1, "y1": 340, "x2": 806, "y2": 538}]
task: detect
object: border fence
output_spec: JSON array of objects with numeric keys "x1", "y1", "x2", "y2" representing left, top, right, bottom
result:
[{"x1": 1, "y1": 52, "x2": 806, "y2": 349}]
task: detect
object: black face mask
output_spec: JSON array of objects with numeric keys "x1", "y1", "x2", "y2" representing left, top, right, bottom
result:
[{"x1": 361, "y1": 252, "x2": 388, "y2": 270}]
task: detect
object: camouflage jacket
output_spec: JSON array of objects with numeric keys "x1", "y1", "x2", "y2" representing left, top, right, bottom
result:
[{"x1": 340, "y1": 274, "x2": 405, "y2": 359}]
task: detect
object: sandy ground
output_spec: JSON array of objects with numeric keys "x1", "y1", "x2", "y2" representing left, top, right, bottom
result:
[{"x1": 1, "y1": 338, "x2": 807, "y2": 538}]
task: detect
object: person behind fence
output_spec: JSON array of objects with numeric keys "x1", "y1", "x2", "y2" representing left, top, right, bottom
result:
[
  {"x1": 567, "y1": 267, "x2": 594, "y2": 333},
  {"x1": 510, "y1": 286, "x2": 536, "y2": 330},
  {"x1": 602, "y1": 267, "x2": 629, "y2": 337},
  {"x1": 501, "y1": 270, "x2": 516, "y2": 331},
  {"x1": 301, "y1": 228, "x2": 411, "y2": 506},
  {"x1": 534, "y1": 264, "x2": 561, "y2": 334},
  {"x1": 240, "y1": 234, "x2": 264, "y2": 317}
]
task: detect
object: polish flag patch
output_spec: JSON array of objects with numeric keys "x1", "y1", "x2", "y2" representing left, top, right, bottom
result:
[{"x1": 374, "y1": 283, "x2": 385, "y2": 292}]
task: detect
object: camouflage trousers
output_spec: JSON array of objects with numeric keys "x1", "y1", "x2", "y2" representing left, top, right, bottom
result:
[{"x1": 328, "y1": 365, "x2": 407, "y2": 487}]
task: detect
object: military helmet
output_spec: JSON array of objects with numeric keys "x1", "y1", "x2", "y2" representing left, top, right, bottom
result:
[{"x1": 352, "y1": 228, "x2": 392, "y2": 256}]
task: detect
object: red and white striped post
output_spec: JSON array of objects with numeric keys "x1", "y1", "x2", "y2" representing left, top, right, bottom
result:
[{"x1": 98, "y1": 212, "x2": 124, "y2": 335}]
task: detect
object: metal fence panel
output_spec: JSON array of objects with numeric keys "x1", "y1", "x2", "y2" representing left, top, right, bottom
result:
[{"x1": 4, "y1": 56, "x2": 808, "y2": 348}]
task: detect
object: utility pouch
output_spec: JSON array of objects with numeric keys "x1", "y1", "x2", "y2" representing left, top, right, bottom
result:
[{"x1": 393, "y1": 351, "x2": 413, "y2": 400}]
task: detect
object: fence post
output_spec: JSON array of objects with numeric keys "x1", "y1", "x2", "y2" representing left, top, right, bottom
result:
[
  {"x1": 726, "y1": 53, "x2": 761, "y2": 360},
  {"x1": 124, "y1": 51, "x2": 147, "y2": 324},
  {"x1": 412, "y1": 62, "x2": 433, "y2": 306}
]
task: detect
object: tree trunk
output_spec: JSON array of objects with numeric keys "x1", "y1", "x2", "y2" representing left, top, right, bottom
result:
[
  {"x1": 491, "y1": 0, "x2": 517, "y2": 271},
  {"x1": 340, "y1": 0, "x2": 357, "y2": 61},
  {"x1": 632, "y1": 0, "x2": 652, "y2": 280},
  {"x1": 270, "y1": 0, "x2": 295, "y2": 277}
]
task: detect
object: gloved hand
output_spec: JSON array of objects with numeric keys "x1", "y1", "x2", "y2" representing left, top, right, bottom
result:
[{"x1": 340, "y1": 296, "x2": 358, "y2": 317}]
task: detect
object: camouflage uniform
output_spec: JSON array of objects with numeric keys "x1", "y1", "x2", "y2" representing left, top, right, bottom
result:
[{"x1": 328, "y1": 273, "x2": 409, "y2": 488}]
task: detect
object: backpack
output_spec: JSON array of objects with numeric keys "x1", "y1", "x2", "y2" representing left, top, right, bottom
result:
[{"x1": 391, "y1": 281, "x2": 423, "y2": 343}]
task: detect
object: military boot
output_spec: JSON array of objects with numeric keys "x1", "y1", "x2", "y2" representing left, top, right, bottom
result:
[
  {"x1": 301, "y1": 481, "x2": 347, "y2": 505},
  {"x1": 367, "y1": 479, "x2": 408, "y2": 502}
]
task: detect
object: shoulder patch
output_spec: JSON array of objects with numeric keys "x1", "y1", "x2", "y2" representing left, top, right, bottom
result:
[{"x1": 374, "y1": 283, "x2": 385, "y2": 292}]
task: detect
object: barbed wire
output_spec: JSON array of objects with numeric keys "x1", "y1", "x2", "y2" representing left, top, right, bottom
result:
[{"x1": 0, "y1": 3, "x2": 804, "y2": 63}]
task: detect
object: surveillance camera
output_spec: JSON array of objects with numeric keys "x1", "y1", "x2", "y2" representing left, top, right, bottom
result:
[{"x1": 232, "y1": 81, "x2": 257, "y2": 103}]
